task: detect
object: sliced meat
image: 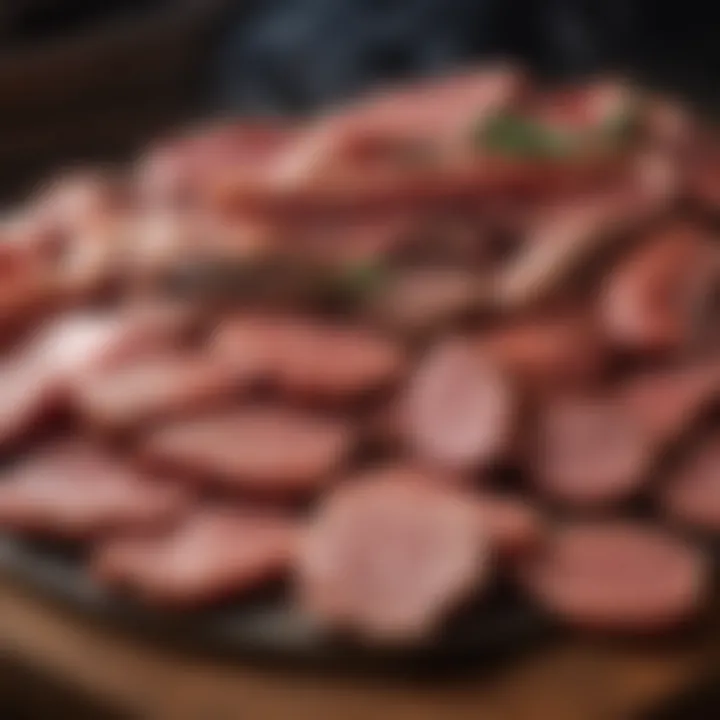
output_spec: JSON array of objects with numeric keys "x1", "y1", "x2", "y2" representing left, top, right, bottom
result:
[
  {"x1": 478, "y1": 311, "x2": 605, "y2": 394},
  {"x1": 296, "y1": 467, "x2": 491, "y2": 643},
  {"x1": 661, "y1": 432, "x2": 720, "y2": 533},
  {"x1": 402, "y1": 340, "x2": 516, "y2": 470},
  {"x1": 621, "y1": 362, "x2": 720, "y2": 446},
  {"x1": 213, "y1": 316, "x2": 405, "y2": 404},
  {"x1": 141, "y1": 408, "x2": 354, "y2": 496},
  {"x1": 93, "y1": 508, "x2": 298, "y2": 607},
  {"x1": 368, "y1": 268, "x2": 491, "y2": 333},
  {"x1": 600, "y1": 223, "x2": 715, "y2": 356},
  {"x1": 534, "y1": 395, "x2": 653, "y2": 507},
  {"x1": 519, "y1": 522, "x2": 709, "y2": 632},
  {"x1": 0, "y1": 443, "x2": 187, "y2": 539},
  {"x1": 74, "y1": 354, "x2": 242, "y2": 432}
]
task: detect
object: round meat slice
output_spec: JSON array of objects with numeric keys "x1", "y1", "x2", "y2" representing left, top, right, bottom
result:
[
  {"x1": 402, "y1": 340, "x2": 515, "y2": 470},
  {"x1": 535, "y1": 396, "x2": 653, "y2": 507},
  {"x1": 141, "y1": 408, "x2": 354, "y2": 496},
  {"x1": 213, "y1": 316, "x2": 405, "y2": 404},
  {"x1": 520, "y1": 522, "x2": 709, "y2": 632},
  {"x1": 297, "y1": 468, "x2": 491, "y2": 643},
  {"x1": 0, "y1": 443, "x2": 188, "y2": 539},
  {"x1": 600, "y1": 223, "x2": 714, "y2": 356},
  {"x1": 74, "y1": 354, "x2": 242, "y2": 432},
  {"x1": 93, "y1": 508, "x2": 298, "y2": 607},
  {"x1": 661, "y1": 432, "x2": 720, "y2": 533}
]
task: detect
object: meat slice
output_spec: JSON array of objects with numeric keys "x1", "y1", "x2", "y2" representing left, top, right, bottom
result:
[
  {"x1": 93, "y1": 508, "x2": 298, "y2": 607},
  {"x1": 296, "y1": 467, "x2": 491, "y2": 643},
  {"x1": 661, "y1": 432, "x2": 720, "y2": 533},
  {"x1": 519, "y1": 522, "x2": 709, "y2": 632},
  {"x1": 534, "y1": 395, "x2": 653, "y2": 507},
  {"x1": 213, "y1": 316, "x2": 405, "y2": 404},
  {"x1": 478, "y1": 311, "x2": 605, "y2": 394},
  {"x1": 141, "y1": 408, "x2": 354, "y2": 496},
  {"x1": 402, "y1": 340, "x2": 516, "y2": 470},
  {"x1": 0, "y1": 443, "x2": 187, "y2": 539},
  {"x1": 600, "y1": 223, "x2": 714, "y2": 356},
  {"x1": 620, "y1": 362, "x2": 720, "y2": 446},
  {"x1": 74, "y1": 354, "x2": 242, "y2": 432}
]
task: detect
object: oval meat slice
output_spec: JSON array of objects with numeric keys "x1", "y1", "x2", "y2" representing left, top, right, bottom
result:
[
  {"x1": 520, "y1": 522, "x2": 709, "y2": 632},
  {"x1": 620, "y1": 362, "x2": 720, "y2": 447},
  {"x1": 93, "y1": 508, "x2": 298, "y2": 607},
  {"x1": 661, "y1": 432, "x2": 720, "y2": 533},
  {"x1": 213, "y1": 316, "x2": 405, "y2": 405},
  {"x1": 402, "y1": 340, "x2": 515, "y2": 471},
  {"x1": 297, "y1": 467, "x2": 491, "y2": 643},
  {"x1": 0, "y1": 443, "x2": 188, "y2": 539},
  {"x1": 600, "y1": 223, "x2": 714, "y2": 356},
  {"x1": 478, "y1": 312, "x2": 605, "y2": 394},
  {"x1": 534, "y1": 396, "x2": 653, "y2": 507},
  {"x1": 141, "y1": 408, "x2": 354, "y2": 496},
  {"x1": 74, "y1": 354, "x2": 242, "y2": 433}
]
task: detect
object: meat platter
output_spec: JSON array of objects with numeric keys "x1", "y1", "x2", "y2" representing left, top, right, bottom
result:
[{"x1": 0, "y1": 65, "x2": 719, "y2": 666}]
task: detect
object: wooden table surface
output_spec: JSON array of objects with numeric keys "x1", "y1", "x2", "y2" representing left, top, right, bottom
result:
[{"x1": 1, "y1": 578, "x2": 718, "y2": 720}]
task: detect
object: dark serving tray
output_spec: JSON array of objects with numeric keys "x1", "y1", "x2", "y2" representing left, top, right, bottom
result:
[{"x1": 0, "y1": 533, "x2": 554, "y2": 673}]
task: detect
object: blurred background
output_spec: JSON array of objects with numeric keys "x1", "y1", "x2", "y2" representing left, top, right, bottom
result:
[
  {"x1": 1, "y1": 1, "x2": 720, "y2": 718},
  {"x1": 1, "y1": 0, "x2": 720, "y2": 198}
]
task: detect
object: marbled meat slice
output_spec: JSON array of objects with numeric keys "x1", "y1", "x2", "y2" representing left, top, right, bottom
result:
[
  {"x1": 519, "y1": 522, "x2": 709, "y2": 632},
  {"x1": 402, "y1": 340, "x2": 516, "y2": 470},
  {"x1": 141, "y1": 408, "x2": 354, "y2": 496},
  {"x1": 0, "y1": 443, "x2": 188, "y2": 538},
  {"x1": 296, "y1": 467, "x2": 491, "y2": 643},
  {"x1": 93, "y1": 508, "x2": 298, "y2": 607}
]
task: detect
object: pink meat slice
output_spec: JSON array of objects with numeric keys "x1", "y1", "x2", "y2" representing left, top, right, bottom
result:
[
  {"x1": 620, "y1": 362, "x2": 720, "y2": 446},
  {"x1": 0, "y1": 443, "x2": 188, "y2": 538},
  {"x1": 520, "y1": 522, "x2": 709, "y2": 632},
  {"x1": 296, "y1": 467, "x2": 491, "y2": 643},
  {"x1": 534, "y1": 395, "x2": 653, "y2": 507},
  {"x1": 92, "y1": 508, "x2": 298, "y2": 607},
  {"x1": 141, "y1": 408, "x2": 354, "y2": 496},
  {"x1": 473, "y1": 493, "x2": 545, "y2": 558},
  {"x1": 661, "y1": 432, "x2": 720, "y2": 533},
  {"x1": 402, "y1": 340, "x2": 516, "y2": 470},
  {"x1": 74, "y1": 354, "x2": 242, "y2": 432},
  {"x1": 213, "y1": 316, "x2": 405, "y2": 404},
  {"x1": 600, "y1": 223, "x2": 713, "y2": 356}
]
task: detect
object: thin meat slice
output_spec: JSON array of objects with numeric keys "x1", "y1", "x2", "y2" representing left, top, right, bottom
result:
[
  {"x1": 213, "y1": 316, "x2": 405, "y2": 404},
  {"x1": 74, "y1": 354, "x2": 242, "y2": 432},
  {"x1": 600, "y1": 223, "x2": 714, "y2": 356},
  {"x1": 93, "y1": 508, "x2": 298, "y2": 607},
  {"x1": 297, "y1": 468, "x2": 491, "y2": 643},
  {"x1": 478, "y1": 311, "x2": 605, "y2": 394},
  {"x1": 402, "y1": 340, "x2": 516, "y2": 470},
  {"x1": 661, "y1": 432, "x2": 720, "y2": 533},
  {"x1": 535, "y1": 395, "x2": 653, "y2": 507},
  {"x1": 141, "y1": 408, "x2": 354, "y2": 496},
  {"x1": 0, "y1": 443, "x2": 188, "y2": 539},
  {"x1": 620, "y1": 362, "x2": 720, "y2": 446},
  {"x1": 520, "y1": 522, "x2": 709, "y2": 632},
  {"x1": 368, "y1": 268, "x2": 491, "y2": 333}
]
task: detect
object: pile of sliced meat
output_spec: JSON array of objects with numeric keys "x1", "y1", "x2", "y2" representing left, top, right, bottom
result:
[{"x1": 1, "y1": 65, "x2": 720, "y2": 645}]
